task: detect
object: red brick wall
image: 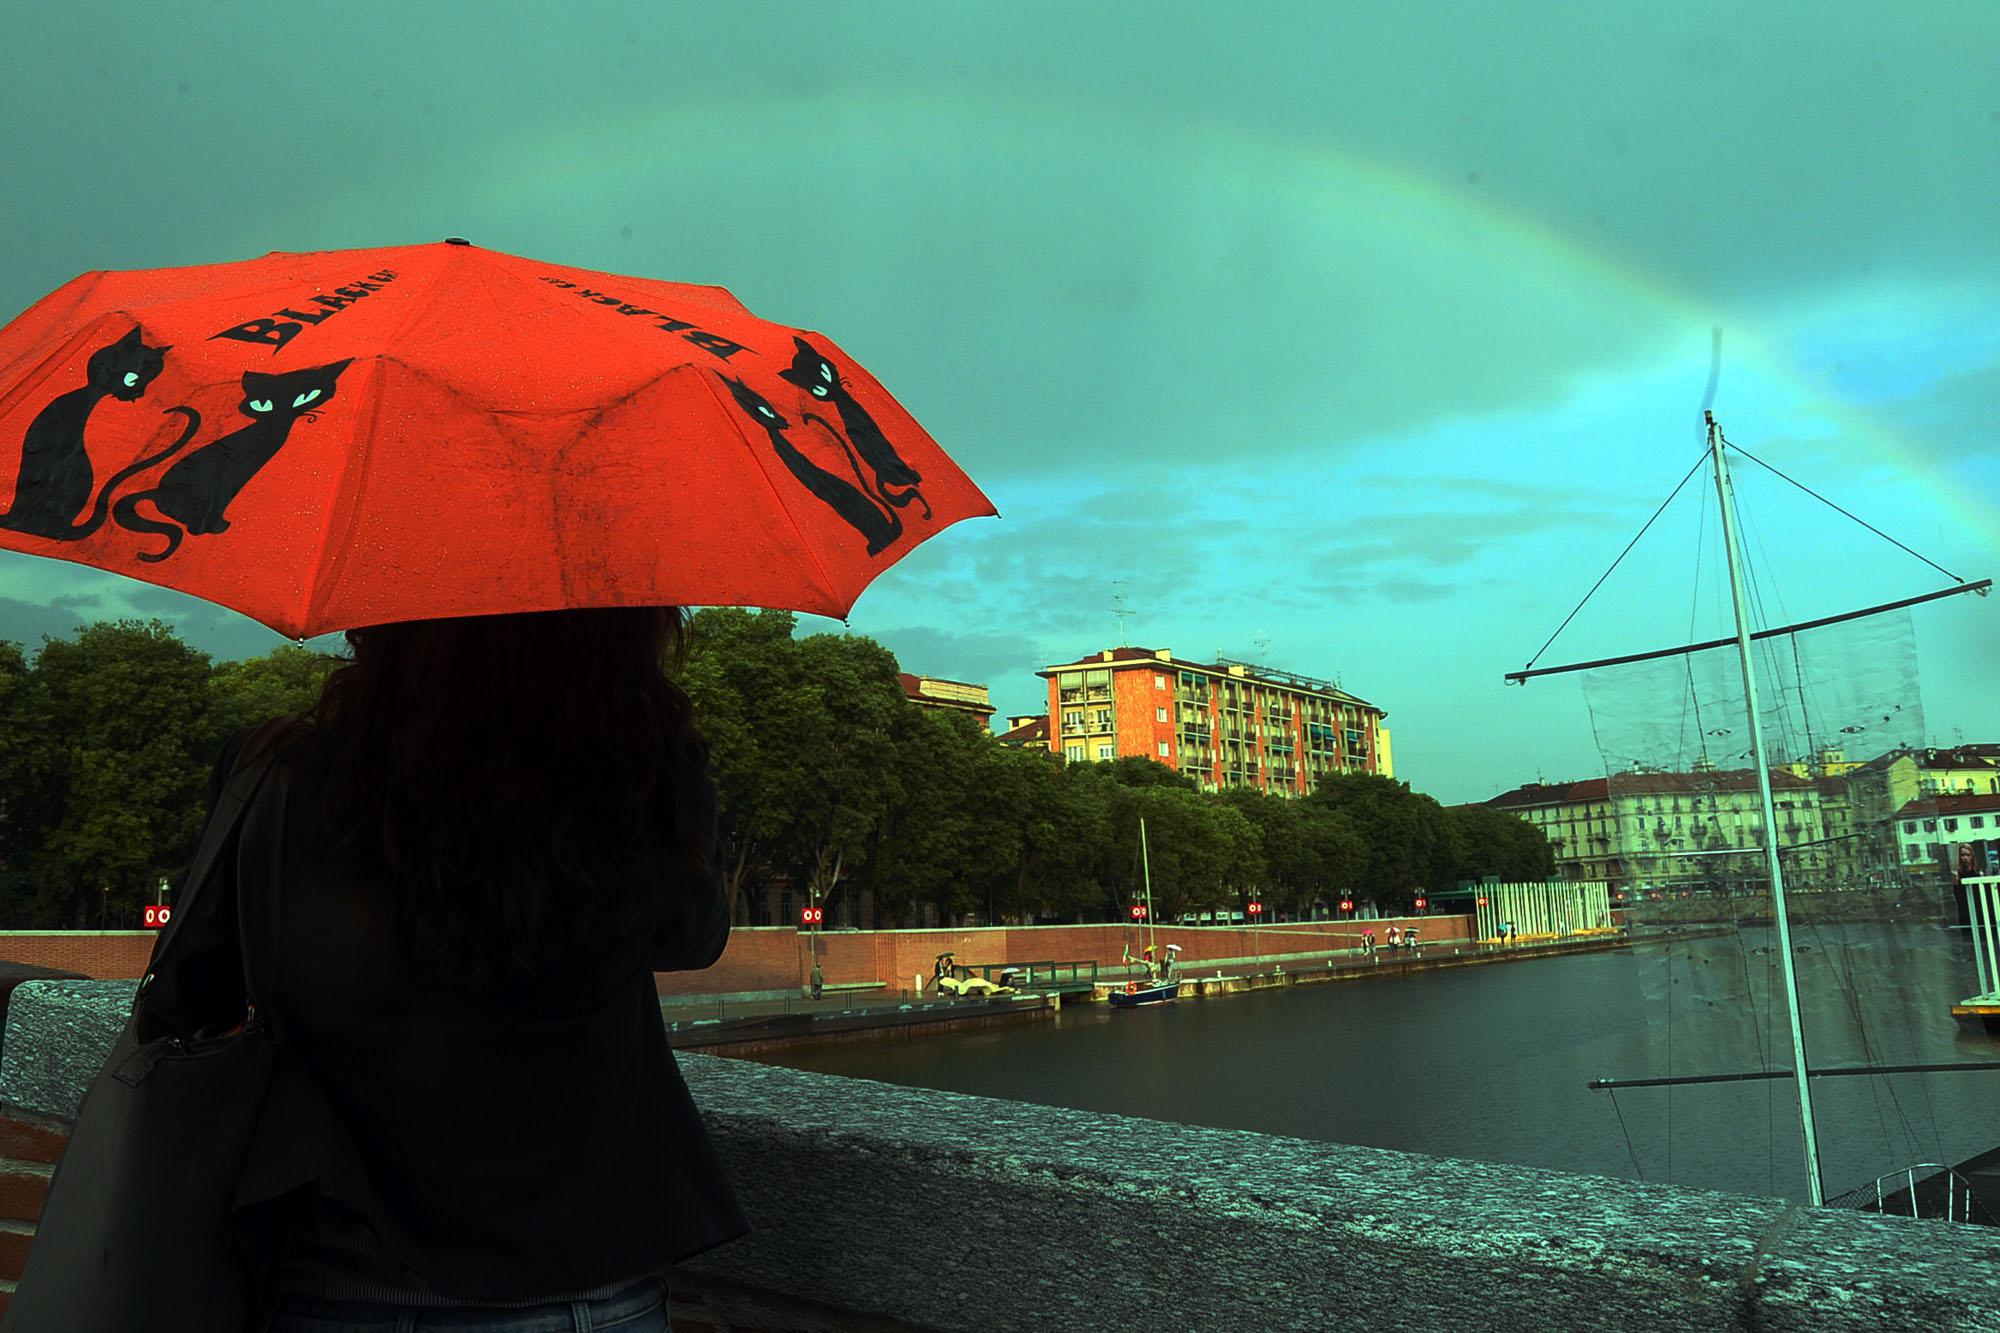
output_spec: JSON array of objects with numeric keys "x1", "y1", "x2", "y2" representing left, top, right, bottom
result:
[
  {"x1": 0, "y1": 933, "x2": 158, "y2": 978},
  {"x1": 657, "y1": 918, "x2": 1475, "y2": 997},
  {"x1": 0, "y1": 920, "x2": 1473, "y2": 998}
]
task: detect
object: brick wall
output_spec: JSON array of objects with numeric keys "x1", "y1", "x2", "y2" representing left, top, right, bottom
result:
[
  {"x1": 0, "y1": 919, "x2": 1474, "y2": 999},
  {"x1": 0, "y1": 933, "x2": 157, "y2": 979},
  {"x1": 655, "y1": 917, "x2": 1473, "y2": 997},
  {"x1": 0, "y1": 1109, "x2": 932, "y2": 1329}
]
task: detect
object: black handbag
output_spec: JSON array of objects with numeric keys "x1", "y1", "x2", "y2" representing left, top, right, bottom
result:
[{"x1": 3, "y1": 719, "x2": 298, "y2": 1333}]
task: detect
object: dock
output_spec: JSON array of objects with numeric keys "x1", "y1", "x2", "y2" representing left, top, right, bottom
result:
[{"x1": 668, "y1": 930, "x2": 1638, "y2": 1052}]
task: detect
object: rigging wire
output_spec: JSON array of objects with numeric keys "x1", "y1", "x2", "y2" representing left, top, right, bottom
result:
[
  {"x1": 1523, "y1": 449, "x2": 1710, "y2": 672},
  {"x1": 1608, "y1": 1087, "x2": 1646, "y2": 1181},
  {"x1": 1723, "y1": 439, "x2": 1966, "y2": 584},
  {"x1": 1721, "y1": 438, "x2": 1955, "y2": 1190}
]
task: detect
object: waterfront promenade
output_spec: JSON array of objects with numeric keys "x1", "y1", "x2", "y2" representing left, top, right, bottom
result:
[{"x1": 660, "y1": 926, "x2": 1635, "y2": 1051}]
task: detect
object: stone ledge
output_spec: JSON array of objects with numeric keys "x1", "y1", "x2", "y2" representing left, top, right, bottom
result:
[{"x1": 8, "y1": 982, "x2": 2000, "y2": 1331}]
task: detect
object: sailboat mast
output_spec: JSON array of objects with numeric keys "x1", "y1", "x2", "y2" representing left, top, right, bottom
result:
[
  {"x1": 1708, "y1": 411, "x2": 1825, "y2": 1206},
  {"x1": 1140, "y1": 816, "x2": 1157, "y2": 953}
]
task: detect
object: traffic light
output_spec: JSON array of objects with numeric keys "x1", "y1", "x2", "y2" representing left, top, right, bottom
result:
[
  {"x1": 1130, "y1": 903, "x2": 1148, "y2": 920},
  {"x1": 1247, "y1": 901, "x2": 1262, "y2": 917},
  {"x1": 1414, "y1": 896, "x2": 1428, "y2": 911},
  {"x1": 1338, "y1": 898, "x2": 1353, "y2": 913},
  {"x1": 799, "y1": 906, "x2": 823, "y2": 928}
]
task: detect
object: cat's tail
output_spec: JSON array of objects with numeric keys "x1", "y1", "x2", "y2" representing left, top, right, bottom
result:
[
  {"x1": 111, "y1": 491, "x2": 184, "y2": 563},
  {"x1": 803, "y1": 411, "x2": 931, "y2": 520},
  {"x1": 69, "y1": 406, "x2": 200, "y2": 541}
]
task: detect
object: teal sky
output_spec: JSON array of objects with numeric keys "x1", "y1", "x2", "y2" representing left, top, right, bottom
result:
[{"x1": 2, "y1": 2, "x2": 1996, "y2": 804}]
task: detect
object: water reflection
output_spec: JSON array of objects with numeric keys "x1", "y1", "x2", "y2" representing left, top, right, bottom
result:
[{"x1": 749, "y1": 924, "x2": 2000, "y2": 1204}]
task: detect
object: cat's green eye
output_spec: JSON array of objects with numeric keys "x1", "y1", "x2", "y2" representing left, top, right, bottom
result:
[
  {"x1": 250, "y1": 398, "x2": 274, "y2": 412},
  {"x1": 121, "y1": 372, "x2": 139, "y2": 387},
  {"x1": 293, "y1": 389, "x2": 321, "y2": 408}
]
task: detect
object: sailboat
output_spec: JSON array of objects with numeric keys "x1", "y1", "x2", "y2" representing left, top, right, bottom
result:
[
  {"x1": 1109, "y1": 816, "x2": 1182, "y2": 1008},
  {"x1": 1510, "y1": 346, "x2": 1993, "y2": 1213}
]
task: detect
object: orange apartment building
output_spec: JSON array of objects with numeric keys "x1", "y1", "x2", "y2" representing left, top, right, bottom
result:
[{"x1": 1037, "y1": 647, "x2": 1391, "y2": 794}]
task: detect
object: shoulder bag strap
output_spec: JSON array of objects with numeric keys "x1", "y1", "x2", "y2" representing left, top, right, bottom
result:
[
  {"x1": 233, "y1": 719, "x2": 300, "y2": 1045},
  {"x1": 133, "y1": 719, "x2": 297, "y2": 1020}
]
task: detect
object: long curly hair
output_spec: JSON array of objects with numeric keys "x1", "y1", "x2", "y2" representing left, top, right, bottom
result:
[{"x1": 298, "y1": 606, "x2": 710, "y2": 993}]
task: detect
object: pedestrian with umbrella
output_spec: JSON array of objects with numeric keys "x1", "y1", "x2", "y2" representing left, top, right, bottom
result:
[{"x1": 0, "y1": 240, "x2": 995, "y2": 1333}]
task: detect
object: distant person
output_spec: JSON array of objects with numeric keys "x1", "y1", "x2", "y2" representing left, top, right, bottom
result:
[
  {"x1": 138, "y1": 608, "x2": 740, "y2": 1331},
  {"x1": 1387, "y1": 925, "x2": 1402, "y2": 951},
  {"x1": 1362, "y1": 929, "x2": 1376, "y2": 958},
  {"x1": 810, "y1": 961, "x2": 825, "y2": 1000}
]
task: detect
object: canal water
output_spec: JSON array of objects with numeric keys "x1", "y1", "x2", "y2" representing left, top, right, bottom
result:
[{"x1": 749, "y1": 922, "x2": 2000, "y2": 1204}]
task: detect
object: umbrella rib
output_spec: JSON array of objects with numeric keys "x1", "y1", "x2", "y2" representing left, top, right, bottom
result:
[
  {"x1": 295, "y1": 254, "x2": 464, "y2": 636},
  {"x1": 688, "y1": 369, "x2": 847, "y2": 615}
]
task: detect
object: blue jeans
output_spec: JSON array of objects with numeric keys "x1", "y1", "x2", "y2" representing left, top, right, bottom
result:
[{"x1": 266, "y1": 1278, "x2": 668, "y2": 1332}]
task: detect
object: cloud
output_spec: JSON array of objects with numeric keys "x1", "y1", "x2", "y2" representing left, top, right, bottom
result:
[{"x1": 0, "y1": 597, "x2": 94, "y2": 655}]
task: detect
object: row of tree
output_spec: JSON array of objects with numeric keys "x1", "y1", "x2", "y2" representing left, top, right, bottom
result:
[{"x1": 0, "y1": 611, "x2": 1552, "y2": 930}]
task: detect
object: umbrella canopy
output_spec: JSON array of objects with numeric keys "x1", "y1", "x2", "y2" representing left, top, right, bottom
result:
[{"x1": 0, "y1": 240, "x2": 995, "y2": 638}]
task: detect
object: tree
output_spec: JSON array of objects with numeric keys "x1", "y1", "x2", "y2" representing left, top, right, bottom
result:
[
  {"x1": 0, "y1": 640, "x2": 64, "y2": 923},
  {"x1": 1008, "y1": 749, "x2": 1112, "y2": 922},
  {"x1": 866, "y1": 705, "x2": 993, "y2": 926},
  {"x1": 1308, "y1": 772, "x2": 1451, "y2": 910},
  {"x1": 27, "y1": 621, "x2": 217, "y2": 928},
  {"x1": 677, "y1": 611, "x2": 905, "y2": 925},
  {"x1": 1445, "y1": 804, "x2": 1555, "y2": 883},
  {"x1": 209, "y1": 643, "x2": 340, "y2": 737}
]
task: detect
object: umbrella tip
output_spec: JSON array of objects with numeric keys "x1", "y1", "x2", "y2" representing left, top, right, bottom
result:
[{"x1": 444, "y1": 237, "x2": 472, "y2": 246}]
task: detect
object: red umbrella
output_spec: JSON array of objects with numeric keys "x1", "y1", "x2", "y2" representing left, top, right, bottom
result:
[{"x1": 0, "y1": 239, "x2": 995, "y2": 638}]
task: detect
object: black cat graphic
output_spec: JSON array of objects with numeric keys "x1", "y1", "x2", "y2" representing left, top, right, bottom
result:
[
  {"x1": 719, "y1": 375, "x2": 902, "y2": 556},
  {"x1": 114, "y1": 359, "x2": 352, "y2": 563},
  {"x1": 778, "y1": 337, "x2": 932, "y2": 520},
  {"x1": 0, "y1": 327, "x2": 201, "y2": 541}
]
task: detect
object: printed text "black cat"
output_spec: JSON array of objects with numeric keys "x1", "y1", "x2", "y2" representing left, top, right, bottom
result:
[
  {"x1": 537, "y1": 277, "x2": 747, "y2": 360},
  {"x1": 209, "y1": 269, "x2": 401, "y2": 352}
]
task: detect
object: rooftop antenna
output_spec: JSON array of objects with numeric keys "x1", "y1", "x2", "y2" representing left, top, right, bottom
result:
[
  {"x1": 1254, "y1": 630, "x2": 1271, "y2": 665},
  {"x1": 1110, "y1": 581, "x2": 1135, "y2": 647}
]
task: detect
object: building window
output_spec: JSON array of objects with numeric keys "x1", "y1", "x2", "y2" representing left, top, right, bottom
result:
[
  {"x1": 1904, "y1": 821, "x2": 1918, "y2": 834},
  {"x1": 1924, "y1": 819, "x2": 1938, "y2": 832},
  {"x1": 1156, "y1": 706, "x2": 1168, "y2": 722},
  {"x1": 1158, "y1": 741, "x2": 1171, "y2": 757},
  {"x1": 1976, "y1": 816, "x2": 1987, "y2": 829},
  {"x1": 1064, "y1": 744, "x2": 1084, "y2": 762},
  {"x1": 1945, "y1": 818, "x2": 1959, "y2": 833},
  {"x1": 1096, "y1": 743, "x2": 1115, "y2": 760},
  {"x1": 1155, "y1": 673, "x2": 1167, "y2": 689}
]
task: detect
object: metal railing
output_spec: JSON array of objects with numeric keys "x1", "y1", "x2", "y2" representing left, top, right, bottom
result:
[{"x1": 1825, "y1": 1163, "x2": 1995, "y2": 1224}]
